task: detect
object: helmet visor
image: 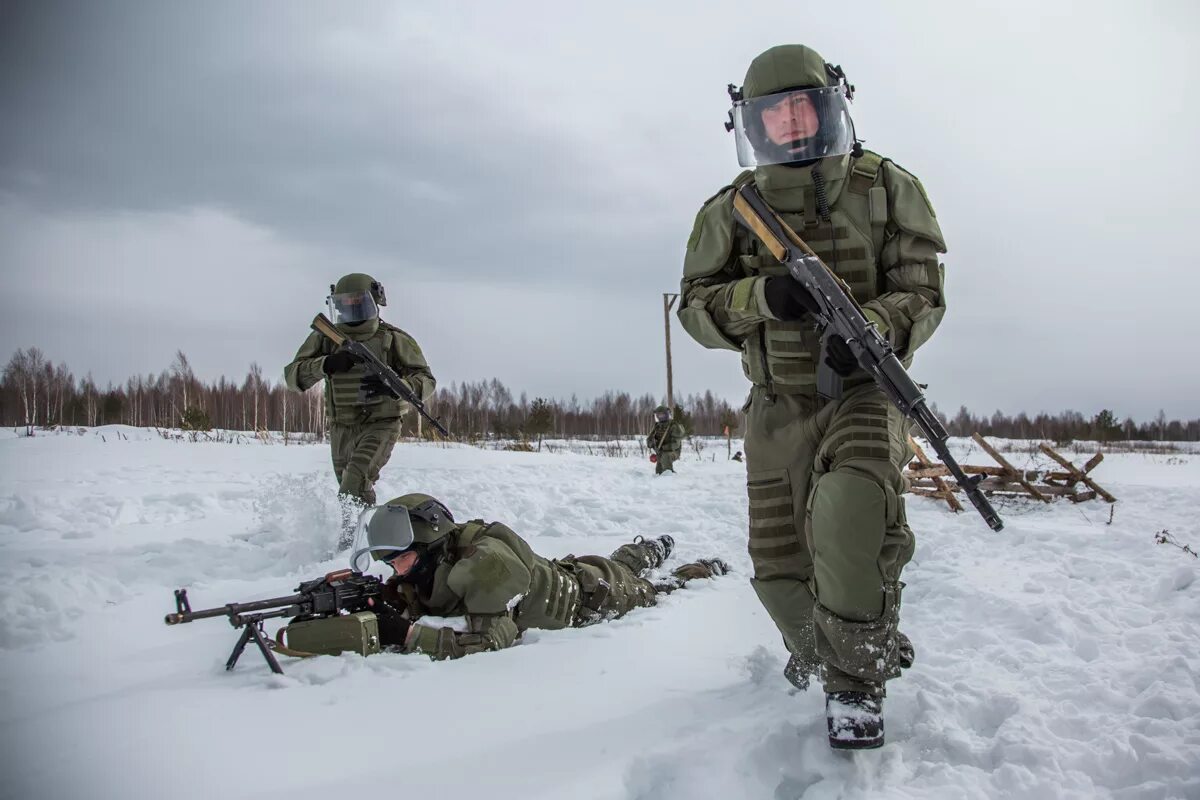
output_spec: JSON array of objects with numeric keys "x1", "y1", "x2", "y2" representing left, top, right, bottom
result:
[
  {"x1": 327, "y1": 290, "x2": 379, "y2": 324},
  {"x1": 731, "y1": 86, "x2": 854, "y2": 167},
  {"x1": 349, "y1": 504, "x2": 415, "y2": 572}
]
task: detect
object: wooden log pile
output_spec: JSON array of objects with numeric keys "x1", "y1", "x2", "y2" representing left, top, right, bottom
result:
[{"x1": 907, "y1": 433, "x2": 1117, "y2": 513}]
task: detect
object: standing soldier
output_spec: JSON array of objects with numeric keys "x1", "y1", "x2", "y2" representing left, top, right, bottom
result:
[
  {"x1": 351, "y1": 494, "x2": 729, "y2": 660},
  {"x1": 646, "y1": 405, "x2": 686, "y2": 474},
  {"x1": 284, "y1": 273, "x2": 436, "y2": 548},
  {"x1": 678, "y1": 45, "x2": 942, "y2": 748}
]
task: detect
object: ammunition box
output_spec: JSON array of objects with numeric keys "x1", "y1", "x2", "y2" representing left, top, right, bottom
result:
[{"x1": 283, "y1": 611, "x2": 381, "y2": 657}]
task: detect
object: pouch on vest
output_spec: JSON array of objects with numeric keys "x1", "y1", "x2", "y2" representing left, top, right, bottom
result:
[{"x1": 558, "y1": 557, "x2": 610, "y2": 621}]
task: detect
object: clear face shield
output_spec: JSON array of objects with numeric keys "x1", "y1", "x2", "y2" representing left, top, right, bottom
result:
[
  {"x1": 349, "y1": 504, "x2": 416, "y2": 573},
  {"x1": 654, "y1": 409, "x2": 671, "y2": 423},
  {"x1": 730, "y1": 86, "x2": 855, "y2": 167},
  {"x1": 326, "y1": 290, "x2": 379, "y2": 325}
]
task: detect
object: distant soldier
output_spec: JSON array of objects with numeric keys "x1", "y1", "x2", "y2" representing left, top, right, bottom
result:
[
  {"x1": 284, "y1": 273, "x2": 436, "y2": 547},
  {"x1": 646, "y1": 405, "x2": 686, "y2": 474},
  {"x1": 351, "y1": 494, "x2": 729, "y2": 660}
]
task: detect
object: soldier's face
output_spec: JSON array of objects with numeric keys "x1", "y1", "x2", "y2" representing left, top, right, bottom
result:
[
  {"x1": 760, "y1": 92, "x2": 820, "y2": 146},
  {"x1": 388, "y1": 551, "x2": 420, "y2": 577}
]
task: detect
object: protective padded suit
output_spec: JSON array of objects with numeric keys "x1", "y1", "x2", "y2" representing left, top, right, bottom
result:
[
  {"x1": 283, "y1": 280, "x2": 435, "y2": 505},
  {"x1": 647, "y1": 413, "x2": 686, "y2": 474},
  {"x1": 388, "y1": 520, "x2": 721, "y2": 661},
  {"x1": 678, "y1": 45, "x2": 946, "y2": 696}
]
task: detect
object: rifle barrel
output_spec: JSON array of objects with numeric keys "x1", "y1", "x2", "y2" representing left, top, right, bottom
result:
[{"x1": 164, "y1": 593, "x2": 305, "y2": 625}]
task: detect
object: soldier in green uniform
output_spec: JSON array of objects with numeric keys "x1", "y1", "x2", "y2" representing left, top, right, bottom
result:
[
  {"x1": 284, "y1": 273, "x2": 436, "y2": 548},
  {"x1": 350, "y1": 494, "x2": 730, "y2": 660},
  {"x1": 678, "y1": 45, "x2": 941, "y2": 748},
  {"x1": 646, "y1": 405, "x2": 686, "y2": 474}
]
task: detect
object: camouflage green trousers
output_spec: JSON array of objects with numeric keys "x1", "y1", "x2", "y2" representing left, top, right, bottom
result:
[
  {"x1": 743, "y1": 383, "x2": 916, "y2": 695},
  {"x1": 330, "y1": 418, "x2": 402, "y2": 505},
  {"x1": 565, "y1": 540, "x2": 666, "y2": 622},
  {"x1": 655, "y1": 448, "x2": 681, "y2": 474}
]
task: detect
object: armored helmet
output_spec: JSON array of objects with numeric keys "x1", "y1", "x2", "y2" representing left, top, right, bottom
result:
[
  {"x1": 327, "y1": 272, "x2": 387, "y2": 325},
  {"x1": 726, "y1": 45, "x2": 857, "y2": 167},
  {"x1": 349, "y1": 493, "x2": 456, "y2": 572},
  {"x1": 653, "y1": 405, "x2": 672, "y2": 424}
]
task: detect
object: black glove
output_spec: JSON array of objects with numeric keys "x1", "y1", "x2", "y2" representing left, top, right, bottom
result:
[
  {"x1": 763, "y1": 276, "x2": 820, "y2": 321},
  {"x1": 374, "y1": 579, "x2": 412, "y2": 649},
  {"x1": 361, "y1": 374, "x2": 404, "y2": 400},
  {"x1": 322, "y1": 349, "x2": 360, "y2": 375},
  {"x1": 376, "y1": 610, "x2": 412, "y2": 650},
  {"x1": 824, "y1": 335, "x2": 857, "y2": 377}
]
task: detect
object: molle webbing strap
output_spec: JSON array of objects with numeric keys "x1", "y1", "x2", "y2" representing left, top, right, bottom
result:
[
  {"x1": 846, "y1": 152, "x2": 884, "y2": 195},
  {"x1": 846, "y1": 151, "x2": 889, "y2": 252},
  {"x1": 456, "y1": 520, "x2": 494, "y2": 558},
  {"x1": 273, "y1": 627, "x2": 320, "y2": 659}
]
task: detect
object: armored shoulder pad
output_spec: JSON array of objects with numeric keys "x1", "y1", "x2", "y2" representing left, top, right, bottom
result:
[
  {"x1": 379, "y1": 321, "x2": 416, "y2": 344},
  {"x1": 882, "y1": 160, "x2": 947, "y2": 253},
  {"x1": 448, "y1": 539, "x2": 530, "y2": 615},
  {"x1": 683, "y1": 171, "x2": 753, "y2": 280}
]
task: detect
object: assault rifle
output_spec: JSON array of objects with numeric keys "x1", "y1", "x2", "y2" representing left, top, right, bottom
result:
[
  {"x1": 310, "y1": 313, "x2": 451, "y2": 437},
  {"x1": 731, "y1": 184, "x2": 1004, "y2": 532},
  {"x1": 164, "y1": 569, "x2": 384, "y2": 674}
]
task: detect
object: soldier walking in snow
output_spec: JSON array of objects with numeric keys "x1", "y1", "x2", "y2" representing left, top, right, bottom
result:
[
  {"x1": 678, "y1": 45, "x2": 938, "y2": 748},
  {"x1": 350, "y1": 494, "x2": 729, "y2": 660},
  {"x1": 646, "y1": 405, "x2": 686, "y2": 474},
  {"x1": 284, "y1": 273, "x2": 436, "y2": 548}
]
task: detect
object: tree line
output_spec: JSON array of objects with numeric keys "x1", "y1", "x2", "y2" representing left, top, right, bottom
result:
[
  {"x1": 2, "y1": 346, "x2": 1197, "y2": 443},
  {"x1": 0, "y1": 347, "x2": 740, "y2": 440}
]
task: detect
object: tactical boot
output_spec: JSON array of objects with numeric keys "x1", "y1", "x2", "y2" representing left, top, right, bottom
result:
[
  {"x1": 826, "y1": 691, "x2": 884, "y2": 750},
  {"x1": 633, "y1": 534, "x2": 674, "y2": 567},
  {"x1": 669, "y1": 558, "x2": 730, "y2": 583},
  {"x1": 657, "y1": 534, "x2": 675, "y2": 562}
]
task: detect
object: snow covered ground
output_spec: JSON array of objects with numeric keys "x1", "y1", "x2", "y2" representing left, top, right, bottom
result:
[{"x1": 0, "y1": 428, "x2": 1196, "y2": 800}]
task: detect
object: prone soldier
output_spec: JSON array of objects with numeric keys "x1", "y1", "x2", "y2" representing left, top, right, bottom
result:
[{"x1": 352, "y1": 494, "x2": 729, "y2": 660}]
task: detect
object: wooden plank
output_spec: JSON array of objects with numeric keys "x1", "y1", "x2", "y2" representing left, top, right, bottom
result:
[
  {"x1": 906, "y1": 464, "x2": 1013, "y2": 478},
  {"x1": 907, "y1": 436, "x2": 964, "y2": 512},
  {"x1": 914, "y1": 477, "x2": 1078, "y2": 497},
  {"x1": 908, "y1": 464, "x2": 1041, "y2": 480},
  {"x1": 1038, "y1": 444, "x2": 1117, "y2": 503},
  {"x1": 1083, "y1": 453, "x2": 1104, "y2": 473},
  {"x1": 972, "y1": 433, "x2": 1052, "y2": 503},
  {"x1": 1068, "y1": 490, "x2": 1097, "y2": 504}
]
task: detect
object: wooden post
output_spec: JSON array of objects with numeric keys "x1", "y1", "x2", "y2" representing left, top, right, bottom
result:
[
  {"x1": 663, "y1": 293, "x2": 679, "y2": 409},
  {"x1": 972, "y1": 433, "x2": 1051, "y2": 503},
  {"x1": 907, "y1": 435, "x2": 964, "y2": 512},
  {"x1": 1039, "y1": 444, "x2": 1117, "y2": 503}
]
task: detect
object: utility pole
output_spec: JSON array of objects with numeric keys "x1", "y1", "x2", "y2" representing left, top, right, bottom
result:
[{"x1": 663, "y1": 292, "x2": 679, "y2": 408}]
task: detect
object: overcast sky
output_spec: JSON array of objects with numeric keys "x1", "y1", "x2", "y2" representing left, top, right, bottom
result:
[{"x1": 2, "y1": 0, "x2": 1197, "y2": 420}]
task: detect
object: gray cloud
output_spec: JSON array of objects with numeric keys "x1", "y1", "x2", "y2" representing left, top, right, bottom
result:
[{"x1": 2, "y1": 0, "x2": 1198, "y2": 419}]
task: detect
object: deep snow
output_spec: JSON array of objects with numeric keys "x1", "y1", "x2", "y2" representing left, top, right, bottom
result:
[{"x1": 0, "y1": 428, "x2": 1196, "y2": 800}]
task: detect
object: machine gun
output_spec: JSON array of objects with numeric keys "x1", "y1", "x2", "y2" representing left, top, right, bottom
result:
[
  {"x1": 164, "y1": 569, "x2": 384, "y2": 674},
  {"x1": 731, "y1": 183, "x2": 1004, "y2": 532},
  {"x1": 310, "y1": 313, "x2": 450, "y2": 437}
]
